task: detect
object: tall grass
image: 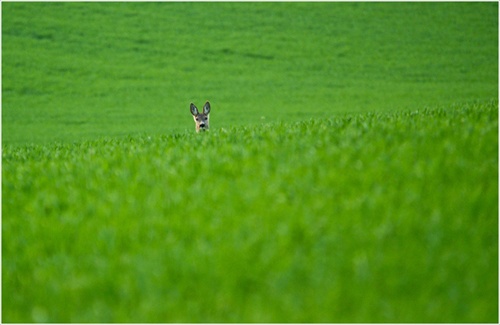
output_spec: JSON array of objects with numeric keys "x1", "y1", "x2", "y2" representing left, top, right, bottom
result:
[
  {"x1": 3, "y1": 101, "x2": 497, "y2": 322},
  {"x1": 3, "y1": 1, "x2": 498, "y2": 322}
]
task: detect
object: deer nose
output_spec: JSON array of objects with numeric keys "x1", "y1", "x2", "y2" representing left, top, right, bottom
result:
[{"x1": 199, "y1": 123, "x2": 205, "y2": 128}]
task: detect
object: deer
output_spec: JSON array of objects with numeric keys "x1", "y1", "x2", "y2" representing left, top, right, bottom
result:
[{"x1": 190, "y1": 101, "x2": 211, "y2": 132}]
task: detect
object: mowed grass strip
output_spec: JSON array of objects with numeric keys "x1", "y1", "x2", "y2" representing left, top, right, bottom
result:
[{"x1": 2, "y1": 101, "x2": 497, "y2": 322}]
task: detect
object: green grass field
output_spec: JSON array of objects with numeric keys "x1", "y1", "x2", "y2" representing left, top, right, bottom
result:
[
  {"x1": 2, "y1": 2, "x2": 498, "y2": 144},
  {"x1": 2, "y1": 2, "x2": 498, "y2": 323}
]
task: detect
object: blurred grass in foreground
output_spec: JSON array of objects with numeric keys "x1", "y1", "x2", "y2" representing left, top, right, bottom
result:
[{"x1": 2, "y1": 101, "x2": 498, "y2": 322}]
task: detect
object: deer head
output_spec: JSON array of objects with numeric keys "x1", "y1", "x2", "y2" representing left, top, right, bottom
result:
[{"x1": 190, "y1": 101, "x2": 211, "y2": 132}]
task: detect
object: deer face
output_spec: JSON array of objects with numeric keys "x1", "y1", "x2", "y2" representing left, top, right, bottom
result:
[{"x1": 190, "y1": 101, "x2": 210, "y2": 132}]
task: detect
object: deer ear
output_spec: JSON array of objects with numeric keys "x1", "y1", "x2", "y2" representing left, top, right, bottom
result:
[
  {"x1": 203, "y1": 101, "x2": 211, "y2": 114},
  {"x1": 190, "y1": 103, "x2": 199, "y2": 116}
]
